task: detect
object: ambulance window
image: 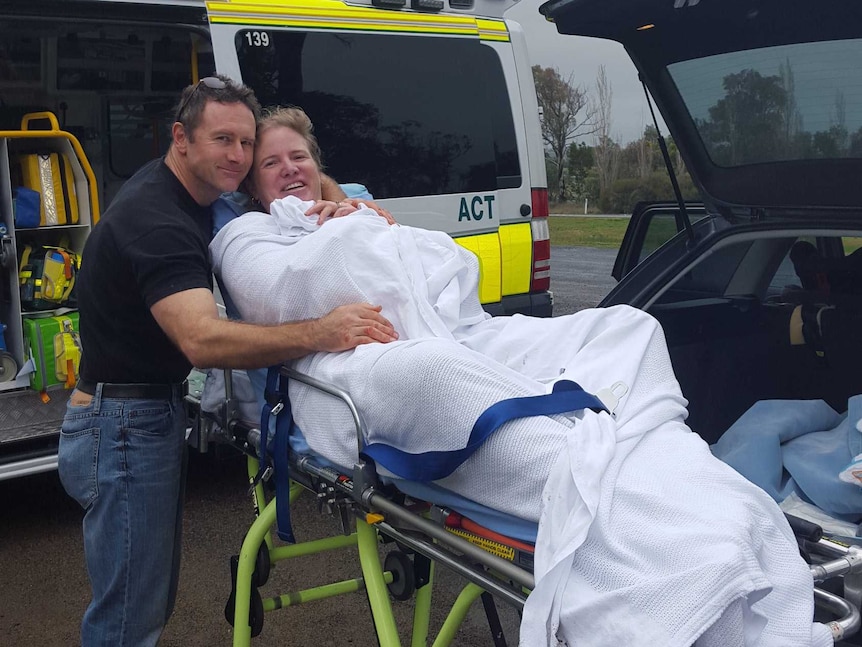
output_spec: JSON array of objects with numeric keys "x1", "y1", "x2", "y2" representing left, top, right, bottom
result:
[
  {"x1": 0, "y1": 35, "x2": 41, "y2": 85},
  {"x1": 236, "y1": 30, "x2": 521, "y2": 198}
]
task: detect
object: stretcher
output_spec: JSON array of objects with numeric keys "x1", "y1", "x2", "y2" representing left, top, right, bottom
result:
[{"x1": 190, "y1": 366, "x2": 862, "y2": 646}]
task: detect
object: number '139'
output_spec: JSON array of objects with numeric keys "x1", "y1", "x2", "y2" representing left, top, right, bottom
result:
[{"x1": 244, "y1": 31, "x2": 270, "y2": 47}]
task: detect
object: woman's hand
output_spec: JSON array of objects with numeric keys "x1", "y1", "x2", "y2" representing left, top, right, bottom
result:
[
  {"x1": 305, "y1": 199, "x2": 396, "y2": 226},
  {"x1": 305, "y1": 200, "x2": 358, "y2": 225},
  {"x1": 341, "y1": 198, "x2": 396, "y2": 225}
]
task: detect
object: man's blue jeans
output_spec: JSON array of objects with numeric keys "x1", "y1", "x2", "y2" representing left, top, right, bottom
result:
[{"x1": 58, "y1": 384, "x2": 187, "y2": 647}]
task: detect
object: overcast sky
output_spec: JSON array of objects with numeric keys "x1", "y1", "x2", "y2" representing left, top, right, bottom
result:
[{"x1": 506, "y1": 0, "x2": 656, "y2": 145}]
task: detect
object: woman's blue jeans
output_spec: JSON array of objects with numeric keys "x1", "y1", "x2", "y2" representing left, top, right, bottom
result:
[{"x1": 58, "y1": 383, "x2": 187, "y2": 647}]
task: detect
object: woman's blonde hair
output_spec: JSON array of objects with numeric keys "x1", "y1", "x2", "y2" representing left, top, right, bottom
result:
[{"x1": 257, "y1": 105, "x2": 323, "y2": 169}]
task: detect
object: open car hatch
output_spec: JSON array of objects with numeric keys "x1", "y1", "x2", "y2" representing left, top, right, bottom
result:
[{"x1": 538, "y1": 0, "x2": 862, "y2": 213}]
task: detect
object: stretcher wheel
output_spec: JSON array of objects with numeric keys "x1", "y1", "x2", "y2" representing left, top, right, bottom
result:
[
  {"x1": 384, "y1": 550, "x2": 415, "y2": 601},
  {"x1": 253, "y1": 543, "x2": 271, "y2": 587},
  {"x1": 248, "y1": 590, "x2": 264, "y2": 638},
  {"x1": 225, "y1": 554, "x2": 265, "y2": 637},
  {"x1": 394, "y1": 539, "x2": 415, "y2": 555}
]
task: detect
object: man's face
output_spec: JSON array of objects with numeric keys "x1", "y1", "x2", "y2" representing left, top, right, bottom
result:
[
  {"x1": 250, "y1": 126, "x2": 322, "y2": 211},
  {"x1": 180, "y1": 100, "x2": 256, "y2": 205}
]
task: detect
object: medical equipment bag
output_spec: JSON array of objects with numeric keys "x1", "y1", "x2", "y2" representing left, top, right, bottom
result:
[
  {"x1": 16, "y1": 152, "x2": 79, "y2": 226},
  {"x1": 18, "y1": 244, "x2": 79, "y2": 310},
  {"x1": 22, "y1": 311, "x2": 81, "y2": 393},
  {"x1": 12, "y1": 186, "x2": 41, "y2": 228}
]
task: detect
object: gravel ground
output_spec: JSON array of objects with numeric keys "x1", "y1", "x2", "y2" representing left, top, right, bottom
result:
[{"x1": 0, "y1": 447, "x2": 523, "y2": 646}]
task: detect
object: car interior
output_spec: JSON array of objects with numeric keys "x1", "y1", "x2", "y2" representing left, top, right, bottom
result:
[{"x1": 647, "y1": 230, "x2": 862, "y2": 443}]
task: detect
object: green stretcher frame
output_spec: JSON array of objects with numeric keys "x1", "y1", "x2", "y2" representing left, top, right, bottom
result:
[{"x1": 230, "y1": 454, "x2": 496, "y2": 647}]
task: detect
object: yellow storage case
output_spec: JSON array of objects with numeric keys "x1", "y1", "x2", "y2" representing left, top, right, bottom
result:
[{"x1": 18, "y1": 152, "x2": 80, "y2": 226}]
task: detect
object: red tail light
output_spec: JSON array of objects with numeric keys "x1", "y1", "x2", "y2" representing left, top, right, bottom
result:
[{"x1": 530, "y1": 188, "x2": 550, "y2": 292}]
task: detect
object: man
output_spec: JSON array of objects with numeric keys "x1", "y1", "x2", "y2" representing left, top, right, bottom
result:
[{"x1": 57, "y1": 75, "x2": 397, "y2": 647}]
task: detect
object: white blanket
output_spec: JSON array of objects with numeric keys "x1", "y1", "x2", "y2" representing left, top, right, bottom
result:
[{"x1": 210, "y1": 196, "x2": 831, "y2": 647}]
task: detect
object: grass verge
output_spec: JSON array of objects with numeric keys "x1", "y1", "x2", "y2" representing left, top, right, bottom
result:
[
  {"x1": 550, "y1": 217, "x2": 862, "y2": 254},
  {"x1": 548, "y1": 216, "x2": 629, "y2": 248}
]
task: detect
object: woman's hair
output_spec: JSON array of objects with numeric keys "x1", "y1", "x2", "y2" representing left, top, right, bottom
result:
[{"x1": 257, "y1": 106, "x2": 323, "y2": 169}]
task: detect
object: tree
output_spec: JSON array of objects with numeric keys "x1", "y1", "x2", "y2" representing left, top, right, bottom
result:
[
  {"x1": 698, "y1": 69, "x2": 788, "y2": 165},
  {"x1": 778, "y1": 57, "x2": 803, "y2": 158},
  {"x1": 826, "y1": 89, "x2": 849, "y2": 153},
  {"x1": 565, "y1": 142, "x2": 594, "y2": 202},
  {"x1": 850, "y1": 126, "x2": 862, "y2": 157},
  {"x1": 532, "y1": 65, "x2": 596, "y2": 202},
  {"x1": 665, "y1": 134, "x2": 685, "y2": 174},
  {"x1": 636, "y1": 125, "x2": 658, "y2": 179},
  {"x1": 593, "y1": 65, "x2": 619, "y2": 200}
]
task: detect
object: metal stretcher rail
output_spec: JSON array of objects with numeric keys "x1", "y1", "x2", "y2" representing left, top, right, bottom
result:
[
  {"x1": 816, "y1": 588, "x2": 860, "y2": 642},
  {"x1": 289, "y1": 449, "x2": 534, "y2": 599},
  {"x1": 807, "y1": 538, "x2": 862, "y2": 641},
  {"x1": 372, "y1": 519, "x2": 529, "y2": 609},
  {"x1": 367, "y1": 494, "x2": 534, "y2": 592},
  {"x1": 196, "y1": 366, "x2": 862, "y2": 645}
]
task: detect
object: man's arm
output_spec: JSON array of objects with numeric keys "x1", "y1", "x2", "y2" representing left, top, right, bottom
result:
[
  {"x1": 320, "y1": 174, "x2": 347, "y2": 201},
  {"x1": 150, "y1": 288, "x2": 397, "y2": 369}
]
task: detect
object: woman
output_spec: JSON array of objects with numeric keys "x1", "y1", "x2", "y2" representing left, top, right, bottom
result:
[
  {"x1": 212, "y1": 107, "x2": 829, "y2": 647},
  {"x1": 240, "y1": 106, "x2": 394, "y2": 226},
  {"x1": 211, "y1": 106, "x2": 395, "y2": 351}
]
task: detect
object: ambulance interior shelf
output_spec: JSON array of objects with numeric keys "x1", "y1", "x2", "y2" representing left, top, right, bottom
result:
[{"x1": 0, "y1": 111, "x2": 98, "y2": 392}]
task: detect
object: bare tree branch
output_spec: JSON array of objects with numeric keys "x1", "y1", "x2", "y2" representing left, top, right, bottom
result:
[
  {"x1": 593, "y1": 65, "x2": 619, "y2": 197},
  {"x1": 532, "y1": 65, "x2": 597, "y2": 201}
]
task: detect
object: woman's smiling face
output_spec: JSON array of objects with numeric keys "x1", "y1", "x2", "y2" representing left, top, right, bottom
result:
[{"x1": 250, "y1": 125, "x2": 322, "y2": 210}]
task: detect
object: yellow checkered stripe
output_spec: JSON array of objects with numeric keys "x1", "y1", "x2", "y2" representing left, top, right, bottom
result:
[
  {"x1": 206, "y1": 0, "x2": 509, "y2": 40},
  {"x1": 446, "y1": 526, "x2": 516, "y2": 561}
]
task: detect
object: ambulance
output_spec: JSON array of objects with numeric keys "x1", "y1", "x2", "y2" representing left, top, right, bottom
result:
[{"x1": 0, "y1": 0, "x2": 549, "y2": 479}]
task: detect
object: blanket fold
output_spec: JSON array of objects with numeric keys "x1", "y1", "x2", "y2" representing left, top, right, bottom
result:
[{"x1": 713, "y1": 395, "x2": 862, "y2": 522}]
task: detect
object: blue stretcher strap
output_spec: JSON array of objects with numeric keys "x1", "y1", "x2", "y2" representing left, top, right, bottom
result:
[
  {"x1": 362, "y1": 380, "x2": 607, "y2": 482},
  {"x1": 255, "y1": 368, "x2": 278, "y2": 479},
  {"x1": 261, "y1": 365, "x2": 296, "y2": 543}
]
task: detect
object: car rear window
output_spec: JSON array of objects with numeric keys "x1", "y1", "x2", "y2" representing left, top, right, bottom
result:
[
  {"x1": 668, "y1": 38, "x2": 862, "y2": 167},
  {"x1": 235, "y1": 29, "x2": 521, "y2": 198}
]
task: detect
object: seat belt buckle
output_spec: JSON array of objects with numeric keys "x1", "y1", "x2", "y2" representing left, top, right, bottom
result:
[{"x1": 594, "y1": 381, "x2": 628, "y2": 416}]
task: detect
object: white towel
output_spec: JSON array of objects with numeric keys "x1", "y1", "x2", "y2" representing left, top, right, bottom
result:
[
  {"x1": 524, "y1": 421, "x2": 833, "y2": 646},
  {"x1": 211, "y1": 196, "x2": 831, "y2": 647}
]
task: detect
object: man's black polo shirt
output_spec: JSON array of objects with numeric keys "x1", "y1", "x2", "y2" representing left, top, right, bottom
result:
[{"x1": 77, "y1": 158, "x2": 214, "y2": 384}]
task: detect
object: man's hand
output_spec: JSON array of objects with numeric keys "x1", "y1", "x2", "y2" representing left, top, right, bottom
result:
[{"x1": 312, "y1": 303, "x2": 399, "y2": 352}]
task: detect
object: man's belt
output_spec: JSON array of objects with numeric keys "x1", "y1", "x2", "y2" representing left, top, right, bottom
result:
[{"x1": 76, "y1": 380, "x2": 177, "y2": 400}]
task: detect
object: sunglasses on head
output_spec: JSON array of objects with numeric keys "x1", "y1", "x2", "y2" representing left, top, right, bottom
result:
[{"x1": 176, "y1": 76, "x2": 227, "y2": 123}]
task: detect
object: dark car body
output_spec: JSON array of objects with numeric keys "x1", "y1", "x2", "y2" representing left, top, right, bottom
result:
[{"x1": 539, "y1": 0, "x2": 862, "y2": 446}]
